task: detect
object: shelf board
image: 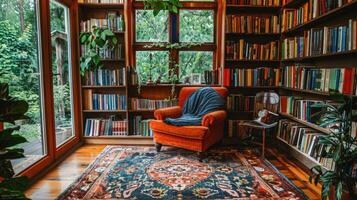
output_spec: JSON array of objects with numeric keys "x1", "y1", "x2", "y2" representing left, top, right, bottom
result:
[
  {"x1": 228, "y1": 86, "x2": 279, "y2": 89},
  {"x1": 225, "y1": 59, "x2": 280, "y2": 65},
  {"x1": 226, "y1": 5, "x2": 281, "y2": 13},
  {"x1": 129, "y1": 84, "x2": 221, "y2": 88},
  {"x1": 279, "y1": 112, "x2": 330, "y2": 134},
  {"x1": 282, "y1": 0, "x2": 308, "y2": 9},
  {"x1": 82, "y1": 85, "x2": 126, "y2": 89},
  {"x1": 225, "y1": 32, "x2": 281, "y2": 40},
  {"x1": 78, "y1": 2, "x2": 124, "y2": 9},
  {"x1": 83, "y1": 110, "x2": 126, "y2": 113},
  {"x1": 281, "y1": 50, "x2": 357, "y2": 62},
  {"x1": 277, "y1": 137, "x2": 329, "y2": 171},
  {"x1": 282, "y1": 1, "x2": 357, "y2": 35}
]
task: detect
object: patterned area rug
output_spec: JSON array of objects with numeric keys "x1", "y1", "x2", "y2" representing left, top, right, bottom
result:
[{"x1": 57, "y1": 146, "x2": 308, "y2": 199}]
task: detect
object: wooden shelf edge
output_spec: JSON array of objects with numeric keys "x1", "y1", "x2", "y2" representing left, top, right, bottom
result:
[
  {"x1": 78, "y1": 2, "x2": 124, "y2": 9},
  {"x1": 281, "y1": 50, "x2": 357, "y2": 62},
  {"x1": 83, "y1": 110, "x2": 127, "y2": 113},
  {"x1": 279, "y1": 112, "x2": 330, "y2": 134},
  {"x1": 82, "y1": 85, "x2": 126, "y2": 89}
]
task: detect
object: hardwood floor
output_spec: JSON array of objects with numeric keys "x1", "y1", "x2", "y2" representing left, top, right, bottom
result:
[{"x1": 25, "y1": 144, "x2": 321, "y2": 200}]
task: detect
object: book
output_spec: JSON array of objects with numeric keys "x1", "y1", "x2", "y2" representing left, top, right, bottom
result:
[
  {"x1": 84, "y1": 117, "x2": 127, "y2": 136},
  {"x1": 227, "y1": 0, "x2": 281, "y2": 6},
  {"x1": 81, "y1": 43, "x2": 123, "y2": 60},
  {"x1": 227, "y1": 95, "x2": 255, "y2": 112},
  {"x1": 80, "y1": 11, "x2": 124, "y2": 32},
  {"x1": 131, "y1": 116, "x2": 153, "y2": 136},
  {"x1": 84, "y1": 92, "x2": 126, "y2": 110},
  {"x1": 131, "y1": 98, "x2": 178, "y2": 110},
  {"x1": 226, "y1": 40, "x2": 279, "y2": 60},
  {"x1": 226, "y1": 15, "x2": 280, "y2": 34},
  {"x1": 84, "y1": 68, "x2": 126, "y2": 86},
  {"x1": 282, "y1": 65, "x2": 356, "y2": 95},
  {"x1": 228, "y1": 67, "x2": 280, "y2": 87}
]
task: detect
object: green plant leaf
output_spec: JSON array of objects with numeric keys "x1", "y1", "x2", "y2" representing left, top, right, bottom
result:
[
  {"x1": 0, "y1": 177, "x2": 28, "y2": 192},
  {"x1": 0, "y1": 160, "x2": 14, "y2": 178},
  {"x1": 0, "y1": 83, "x2": 9, "y2": 99}
]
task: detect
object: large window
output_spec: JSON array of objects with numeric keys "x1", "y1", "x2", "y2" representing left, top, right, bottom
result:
[
  {"x1": 0, "y1": 0, "x2": 46, "y2": 173},
  {"x1": 134, "y1": 2, "x2": 216, "y2": 84}
]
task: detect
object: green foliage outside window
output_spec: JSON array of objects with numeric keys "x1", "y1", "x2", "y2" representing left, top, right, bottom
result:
[
  {"x1": 136, "y1": 10, "x2": 169, "y2": 42},
  {"x1": 180, "y1": 10, "x2": 214, "y2": 43},
  {"x1": 179, "y1": 51, "x2": 213, "y2": 82}
]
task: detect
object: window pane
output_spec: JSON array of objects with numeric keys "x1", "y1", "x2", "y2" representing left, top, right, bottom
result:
[
  {"x1": 136, "y1": 51, "x2": 169, "y2": 84},
  {"x1": 180, "y1": 10, "x2": 214, "y2": 43},
  {"x1": 50, "y1": 0, "x2": 74, "y2": 147},
  {"x1": 135, "y1": 10, "x2": 169, "y2": 42},
  {"x1": 179, "y1": 51, "x2": 213, "y2": 83},
  {"x1": 0, "y1": 0, "x2": 46, "y2": 173}
]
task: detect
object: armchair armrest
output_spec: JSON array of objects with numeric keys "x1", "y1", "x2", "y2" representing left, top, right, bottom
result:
[
  {"x1": 154, "y1": 106, "x2": 182, "y2": 120},
  {"x1": 202, "y1": 110, "x2": 227, "y2": 127}
]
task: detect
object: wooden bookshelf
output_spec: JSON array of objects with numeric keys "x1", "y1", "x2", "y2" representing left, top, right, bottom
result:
[{"x1": 78, "y1": 2, "x2": 124, "y2": 9}]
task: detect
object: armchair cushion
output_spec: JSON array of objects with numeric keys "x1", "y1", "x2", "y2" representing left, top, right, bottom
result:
[
  {"x1": 202, "y1": 110, "x2": 227, "y2": 127},
  {"x1": 150, "y1": 120, "x2": 208, "y2": 140},
  {"x1": 154, "y1": 106, "x2": 182, "y2": 120}
]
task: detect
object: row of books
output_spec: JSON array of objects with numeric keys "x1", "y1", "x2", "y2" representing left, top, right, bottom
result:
[
  {"x1": 203, "y1": 70, "x2": 220, "y2": 85},
  {"x1": 281, "y1": 66, "x2": 356, "y2": 95},
  {"x1": 80, "y1": 13, "x2": 124, "y2": 32},
  {"x1": 226, "y1": 40, "x2": 279, "y2": 60},
  {"x1": 277, "y1": 119, "x2": 334, "y2": 170},
  {"x1": 131, "y1": 98, "x2": 178, "y2": 110},
  {"x1": 83, "y1": 90, "x2": 127, "y2": 110},
  {"x1": 79, "y1": 0, "x2": 124, "y2": 3},
  {"x1": 280, "y1": 96, "x2": 324, "y2": 124},
  {"x1": 131, "y1": 116, "x2": 153, "y2": 137},
  {"x1": 223, "y1": 68, "x2": 280, "y2": 87},
  {"x1": 282, "y1": 0, "x2": 353, "y2": 32},
  {"x1": 227, "y1": 95, "x2": 255, "y2": 112},
  {"x1": 81, "y1": 44, "x2": 124, "y2": 60},
  {"x1": 227, "y1": 0, "x2": 281, "y2": 6},
  {"x1": 226, "y1": 15, "x2": 280, "y2": 34},
  {"x1": 282, "y1": 20, "x2": 357, "y2": 59},
  {"x1": 84, "y1": 118, "x2": 127, "y2": 136},
  {"x1": 83, "y1": 68, "x2": 126, "y2": 86}
]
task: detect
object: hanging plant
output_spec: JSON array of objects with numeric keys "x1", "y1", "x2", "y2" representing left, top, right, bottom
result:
[
  {"x1": 143, "y1": 0, "x2": 183, "y2": 16},
  {"x1": 79, "y1": 27, "x2": 118, "y2": 76},
  {"x1": 144, "y1": 42, "x2": 203, "y2": 49}
]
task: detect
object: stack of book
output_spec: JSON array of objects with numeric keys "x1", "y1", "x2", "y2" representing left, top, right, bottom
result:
[
  {"x1": 282, "y1": 65, "x2": 356, "y2": 95},
  {"x1": 282, "y1": 19, "x2": 357, "y2": 59},
  {"x1": 84, "y1": 68, "x2": 126, "y2": 86},
  {"x1": 79, "y1": 0, "x2": 124, "y2": 3},
  {"x1": 223, "y1": 68, "x2": 280, "y2": 87},
  {"x1": 226, "y1": 40, "x2": 279, "y2": 60},
  {"x1": 83, "y1": 90, "x2": 126, "y2": 110},
  {"x1": 84, "y1": 117, "x2": 127, "y2": 136},
  {"x1": 80, "y1": 12, "x2": 124, "y2": 32},
  {"x1": 131, "y1": 115, "x2": 153, "y2": 137},
  {"x1": 227, "y1": 95, "x2": 255, "y2": 112},
  {"x1": 226, "y1": 15, "x2": 280, "y2": 34},
  {"x1": 131, "y1": 98, "x2": 178, "y2": 110},
  {"x1": 282, "y1": 0, "x2": 354, "y2": 31},
  {"x1": 81, "y1": 44, "x2": 123, "y2": 60},
  {"x1": 277, "y1": 119, "x2": 334, "y2": 169},
  {"x1": 227, "y1": 0, "x2": 280, "y2": 6}
]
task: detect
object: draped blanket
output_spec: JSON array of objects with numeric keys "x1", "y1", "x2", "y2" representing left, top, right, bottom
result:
[{"x1": 165, "y1": 87, "x2": 225, "y2": 126}]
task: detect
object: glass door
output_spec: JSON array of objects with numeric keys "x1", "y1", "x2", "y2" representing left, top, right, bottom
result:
[
  {"x1": 0, "y1": 0, "x2": 47, "y2": 174},
  {"x1": 49, "y1": 0, "x2": 75, "y2": 147}
]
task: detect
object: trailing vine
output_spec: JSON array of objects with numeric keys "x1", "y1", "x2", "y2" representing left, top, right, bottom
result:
[
  {"x1": 143, "y1": 0, "x2": 183, "y2": 16},
  {"x1": 144, "y1": 42, "x2": 203, "y2": 49}
]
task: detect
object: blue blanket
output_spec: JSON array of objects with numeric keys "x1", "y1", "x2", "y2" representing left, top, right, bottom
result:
[{"x1": 165, "y1": 87, "x2": 225, "y2": 126}]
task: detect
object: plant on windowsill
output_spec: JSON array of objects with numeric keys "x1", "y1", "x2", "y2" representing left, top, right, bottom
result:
[
  {"x1": 309, "y1": 94, "x2": 357, "y2": 200},
  {"x1": 79, "y1": 26, "x2": 118, "y2": 76},
  {"x1": 0, "y1": 83, "x2": 30, "y2": 199},
  {"x1": 143, "y1": 0, "x2": 183, "y2": 16}
]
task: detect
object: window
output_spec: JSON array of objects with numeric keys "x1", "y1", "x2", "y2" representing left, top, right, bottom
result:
[
  {"x1": 0, "y1": 0, "x2": 46, "y2": 174},
  {"x1": 134, "y1": 2, "x2": 216, "y2": 84},
  {"x1": 50, "y1": 0, "x2": 74, "y2": 147}
]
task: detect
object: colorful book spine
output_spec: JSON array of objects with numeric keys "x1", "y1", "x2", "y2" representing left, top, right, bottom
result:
[
  {"x1": 227, "y1": 95, "x2": 255, "y2": 112},
  {"x1": 84, "y1": 118, "x2": 127, "y2": 136},
  {"x1": 84, "y1": 93, "x2": 126, "y2": 110},
  {"x1": 131, "y1": 98, "x2": 178, "y2": 110},
  {"x1": 81, "y1": 44, "x2": 123, "y2": 60},
  {"x1": 80, "y1": 12, "x2": 124, "y2": 32},
  {"x1": 84, "y1": 68, "x2": 126, "y2": 86},
  {"x1": 131, "y1": 115, "x2": 153, "y2": 136},
  {"x1": 228, "y1": 67, "x2": 280, "y2": 87},
  {"x1": 282, "y1": 66, "x2": 356, "y2": 95},
  {"x1": 226, "y1": 0, "x2": 281, "y2": 6},
  {"x1": 277, "y1": 119, "x2": 335, "y2": 170},
  {"x1": 226, "y1": 15, "x2": 280, "y2": 34},
  {"x1": 226, "y1": 40, "x2": 279, "y2": 60}
]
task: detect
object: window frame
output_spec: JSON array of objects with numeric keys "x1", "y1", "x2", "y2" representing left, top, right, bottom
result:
[{"x1": 132, "y1": 1, "x2": 218, "y2": 84}]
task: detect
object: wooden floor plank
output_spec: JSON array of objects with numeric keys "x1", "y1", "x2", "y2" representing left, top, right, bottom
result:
[{"x1": 25, "y1": 144, "x2": 321, "y2": 199}]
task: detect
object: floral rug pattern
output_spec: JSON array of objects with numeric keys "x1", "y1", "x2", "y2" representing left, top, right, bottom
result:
[{"x1": 57, "y1": 146, "x2": 308, "y2": 199}]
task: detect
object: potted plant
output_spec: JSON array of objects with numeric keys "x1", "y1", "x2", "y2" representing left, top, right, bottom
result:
[
  {"x1": 0, "y1": 83, "x2": 30, "y2": 199},
  {"x1": 79, "y1": 26, "x2": 118, "y2": 75},
  {"x1": 309, "y1": 94, "x2": 357, "y2": 200},
  {"x1": 143, "y1": 0, "x2": 183, "y2": 16}
]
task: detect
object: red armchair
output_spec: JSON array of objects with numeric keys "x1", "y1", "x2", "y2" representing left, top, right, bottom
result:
[{"x1": 149, "y1": 87, "x2": 228, "y2": 158}]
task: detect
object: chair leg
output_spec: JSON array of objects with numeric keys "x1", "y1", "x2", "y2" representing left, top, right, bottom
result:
[
  {"x1": 155, "y1": 143, "x2": 162, "y2": 152},
  {"x1": 197, "y1": 152, "x2": 204, "y2": 162},
  {"x1": 262, "y1": 129, "x2": 266, "y2": 158}
]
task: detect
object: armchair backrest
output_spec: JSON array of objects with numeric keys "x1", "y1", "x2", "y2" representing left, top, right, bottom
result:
[{"x1": 178, "y1": 87, "x2": 229, "y2": 107}]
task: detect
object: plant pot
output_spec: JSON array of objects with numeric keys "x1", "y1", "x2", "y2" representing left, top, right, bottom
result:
[{"x1": 329, "y1": 185, "x2": 350, "y2": 200}]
